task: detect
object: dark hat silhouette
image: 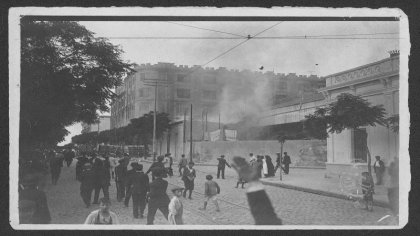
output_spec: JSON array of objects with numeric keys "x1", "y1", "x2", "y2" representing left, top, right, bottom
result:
[
  {"x1": 220, "y1": 155, "x2": 225, "y2": 158},
  {"x1": 188, "y1": 161, "x2": 195, "y2": 165}
]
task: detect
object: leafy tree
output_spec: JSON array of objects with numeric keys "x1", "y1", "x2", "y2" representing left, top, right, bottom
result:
[
  {"x1": 386, "y1": 114, "x2": 399, "y2": 133},
  {"x1": 304, "y1": 93, "x2": 387, "y2": 174},
  {"x1": 20, "y1": 20, "x2": 133, "y2": 150}
]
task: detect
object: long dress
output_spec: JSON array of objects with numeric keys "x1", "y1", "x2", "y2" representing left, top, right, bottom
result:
[{"x1": 168, "y1": 196, "x2": 183, "y2": 224}]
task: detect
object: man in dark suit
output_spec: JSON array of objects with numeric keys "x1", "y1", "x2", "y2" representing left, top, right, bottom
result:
[
  {"x1": 282, "y1": 152, "x2": 291, "y2": 174},
  {"x1": 216, "y1": 155, "x2": 231, "y2": 179},
  {"x1": 146, "y1": 155, "x2": 166, "y2": 180},
  {"x1": 124, "y1": 162, "x2": 137, "y2": 207},
  {"x1": 231, "y1": 156, "x2": 282, "y2": 225},
  {"x1": 146, "y1": 168, "x2": 170, "y2": 225},
  {"x1": 373, "y1": 155, "x2": 386, "y2": 185},
  {"x1": 126, "y1": 163, "x2": 150, "y2": 219},
  {"x1": 115, "y1": 159, "x2": 127, "y2": 202}
]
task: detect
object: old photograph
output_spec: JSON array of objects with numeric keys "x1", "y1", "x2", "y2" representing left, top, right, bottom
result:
[{"x1": 9, "y1": 7, "x2": 409, "y2": 229}]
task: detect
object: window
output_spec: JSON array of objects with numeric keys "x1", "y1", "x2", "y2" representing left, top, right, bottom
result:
[
  {"x1": 175, "y1": 103, "x2": 188, "y2": 116},
  {"x1": 177, "y1": 88, "x2": 191, "y2": 98},
  {"x1": 202, "y1": 90, "x2": 217, "y2": 100},
  {"x1": 177, "y1": 74, "x2": 189, "y2": 82},
  {"x1": 203, "y1": 75, "x2": 217, "y2": 84},
  {"x1": 353, "y1": 128, "x2": 367, "y2": 163}
]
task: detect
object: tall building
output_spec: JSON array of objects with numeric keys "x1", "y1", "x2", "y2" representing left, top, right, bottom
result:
[
  {"x1": 81, "y1": 115, "x2": 111, "y2": 134},
  {"x1": 110, "y1": 62, "x2": 324, "y2": 129}
]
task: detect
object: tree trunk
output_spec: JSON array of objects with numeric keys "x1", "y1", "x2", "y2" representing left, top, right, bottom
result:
[{"x1": 366, "y1": 145, "x2": 372, "y2": 175}]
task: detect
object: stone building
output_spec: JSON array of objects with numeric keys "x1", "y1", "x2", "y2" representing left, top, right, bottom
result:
[{"x1": 81, "y1": 115, "x2": 111, "y2": 134}]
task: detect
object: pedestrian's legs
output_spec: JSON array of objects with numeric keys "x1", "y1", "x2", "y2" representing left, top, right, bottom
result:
[
  {"x1": 236, "y1": 181, "x2": 239, "y2": 188},
  {"x1": 182, "y1": 188, "x2": 187, "y2": 198},
  {"x1": 158, "y1": 204, "x2": 169, "y2": 220},
  {"x1": 188, "y1": 190, "x2": 193, "y2": 199},
  {"x1": 146, "y1": 203, "x2": 158, "y2": 225},
  {"x1": 241, "y1": 182, "x2": 245, "y2": 188},
  {"x1": 103, "y1": 184, "x2": 109, "y2": 200},
  {"x1": 179, "y1": 166, "x2": 183, "y2": 176},
  {"x1": 132, "y1": 193, "x2": 139, "y2": 218},
  {"x1": 93, "y1": 185, "x2": 101, "y2": 203},
  {"x1": 139, "y1": 193, "x2": 147, "y2": 217},
  {"x1": 284, "y1": 164, "x2": 289, "y2": 174},
  {"x1": 221, "y1": 168, "x2": 225, "y2": 179},
  {"x1": 217, "y1": 168, "x2": 221, "y2": 179},
  {"x1": 125, "y1": 187, "x2": 132, "y2": 207}
]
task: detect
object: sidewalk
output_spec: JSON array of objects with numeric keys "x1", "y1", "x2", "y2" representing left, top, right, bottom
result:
[
  {"x1": 140, "y1": 159, "x2": 390, "y2": 209},
  {"x1": 259, "y1": 168, "x2": 390, "y2": 208}
]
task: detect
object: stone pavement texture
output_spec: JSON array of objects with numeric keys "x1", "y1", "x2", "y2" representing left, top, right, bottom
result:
[{"x1": 41, "y1": 158, "x2": 397, "y2": 225}]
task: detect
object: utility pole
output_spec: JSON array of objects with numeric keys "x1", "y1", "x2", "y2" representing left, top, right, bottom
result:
[
  {"x1": 190, "y1": 103, "x2": 193, "y2": 163},
  {"x1": 183, "y1": 109, "x2": 186, "y2": 154},
  {"x1": 143, "y1": 77, "x2": 171, "y2": 162}
]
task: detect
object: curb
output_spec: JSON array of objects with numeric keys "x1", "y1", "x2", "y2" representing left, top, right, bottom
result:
[{"x1": 260, "y1": 179, "x2": 390, "y2": 209}]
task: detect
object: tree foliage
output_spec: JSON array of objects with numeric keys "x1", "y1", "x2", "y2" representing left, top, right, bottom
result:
[
  {"x1": 303, "y1": 93, "x2": 387, "y2": 139},
  {"x1": 72, "y1": 112, "x2": 171, "y2": 150},
  {"x1": 20, "y1": 20, "x2": 133, "y2": 148},
  {"x1": 386, "y1": 114, "x2": 399, "y2": 133}
]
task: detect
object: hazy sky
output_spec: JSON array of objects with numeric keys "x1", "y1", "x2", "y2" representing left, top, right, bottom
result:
[{"x1": 60, "y1": 20, "x2": 400, "y2": 145}]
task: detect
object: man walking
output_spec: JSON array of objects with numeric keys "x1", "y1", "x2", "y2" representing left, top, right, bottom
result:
[
  {"x1": 126, "y1": 163, "x2": 150, "y2": 219},
  {"x1": 79, "y1": 163, "x2": 96, "y2": 208},
  {"x1": 178, "y1": 154, "x2": 188, "y2": 177},
  {"x1": 115, "y1": 159, "x2": 127, "y2": 202},
  {"x1": 373, "y1": 155, "x2": 385, "y2": 185},
  {"x1": 146, "y1": 168, "x2": 170, "y2": 225},
  {"x1": 49, "y1": 150, "x2": 64, "y2": 185},
  {"x1": 92, "y1": 159, "x2": 110, "y2": 204},
  {"x1": 282, "y1": 152, "x2": 291, "y2": 174},
  {"x1": 216, "y1": 155, "x2": 231, "y2": 179}
]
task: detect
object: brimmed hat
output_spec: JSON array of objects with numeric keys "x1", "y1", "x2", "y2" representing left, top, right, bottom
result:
[{"x1": 171, "y1": 186, "x2": 184, "y2": 193}]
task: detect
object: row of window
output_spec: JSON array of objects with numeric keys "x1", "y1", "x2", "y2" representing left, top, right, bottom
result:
[{"x1": 137, "y1": 87, "x2": 216, "y2": 100}]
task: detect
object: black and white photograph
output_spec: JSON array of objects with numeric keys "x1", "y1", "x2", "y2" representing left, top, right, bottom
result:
[{"x1": 9, "y1": 7, "x2": 410, "y2": 229}]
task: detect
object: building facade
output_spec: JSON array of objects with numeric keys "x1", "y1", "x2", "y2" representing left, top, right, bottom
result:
[
  {"x1": 81, "y1": 115, "x2": 111, "y2": 134},
  {"x1": 110, "y1": 62, "x2": 323, "y2": 129}
]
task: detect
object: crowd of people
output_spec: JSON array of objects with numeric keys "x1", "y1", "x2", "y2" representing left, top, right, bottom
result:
[{"x1": 18, "y1": 147, "x2": 399, "y2": 226}]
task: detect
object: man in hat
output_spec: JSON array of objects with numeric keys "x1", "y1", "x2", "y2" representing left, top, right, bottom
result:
[
  {"x1": 373, "y1": 155, "x2": 385, "y2": 185},
  {"x1": 19, "y1": 173, "x2": 51, "y2": 224},
  {"x1": 282, "y1": 152, "x2": 291, "y2": 175},
  {"x1": 182, "y1": 162, "x2": 196, "y2": 199},
  {"x1": 79, "y1": 162, "x2": 96, "y2": 208},
  {"x1": 178, "y1": 154, "x2": 188, "y2": 177},
  {"x1": 124, "y1": 162, "x2": 139, "y2": 207},
  {"x1": 216, "y1": 155, "x2": 231, "y2": 179},
  {"x1": 146, "y1": 155, "x2": 166, "y2": 181},
  {"x1": 146, "y1": 168, "x2": 170, "y2": 225},
  {"x1": 126, "y1": 163, "x2": 150, "y2": 219},
  {"x1": 115, "y1": 158, "x2": 127, "y2": 202},
  {"x1": 168, "y1": 186, "x2": 184, "y2": 225}
]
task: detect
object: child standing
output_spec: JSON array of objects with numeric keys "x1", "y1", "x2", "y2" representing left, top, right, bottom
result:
[
  {"x1": 168, "y1": 187, "x2": 184, "y2": 225},
  {"x1": 361, "y1": 171, "x2": 374, "y2": 211},
  {"x1": 199, "y1": 175, "x2": 220, "y2": 212}
]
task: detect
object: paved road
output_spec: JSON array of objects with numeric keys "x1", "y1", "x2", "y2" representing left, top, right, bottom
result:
[{"x1": 43, "y1": 159, "x2": 396, "y2": 225}]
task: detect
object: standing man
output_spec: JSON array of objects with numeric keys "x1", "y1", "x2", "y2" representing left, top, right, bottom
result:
[
  {"x1": 216, "y1": 155, "x2": 231, "y2": 179},
  {"x1": 373, "y1": 155, "x2": 386, "y2": 185},
  {"x1": 115, "y1": 159, "x2": 127, "y2": 202},
  {"x1": 182, "y1": 162, "x2": 196, "y2": 200},
  {"x1": 167, "y1": 153, "x2": 174, "y2": 177},
  {"x1": 126, "y1": 163, "x2": 150, "y2": 219},
  {"x1": 282, "y1": 152, "x2": 291, "y2": 175},
  {"x1": 178, "y1": 154, "x2": 188, "y2": 177},
  {"x1": 49, "y1": 150, "x2": 64, "y2": 185},
  {"x1": 146, "y1": 168, "x2": 170, "y2": 225}
]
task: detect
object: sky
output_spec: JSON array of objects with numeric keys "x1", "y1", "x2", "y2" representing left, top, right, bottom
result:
[{"x1": 59, "y1": 20, "x2": 400, "y2": 145}]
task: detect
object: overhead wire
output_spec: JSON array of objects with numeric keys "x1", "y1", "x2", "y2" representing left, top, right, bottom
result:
[{"x1": 166, "y1": 21, "x2": 247, "y2": 38}]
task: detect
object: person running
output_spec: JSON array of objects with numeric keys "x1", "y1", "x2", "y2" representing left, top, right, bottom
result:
[
  {"x1": 146, "y1": 168, "x2": 170, "y2": 225},
  {"x1": 231, "y1": 156, "x2": 282, "y2": 225},
  {"x1": 84, "y1": 198, "x2": 119, "y2": 224},
  {"x1": 80, "y1": 163, "x2": 96, "y2": 208},
  {"x1": 182, "y1": 162, "x2": 196, "y2": 200},
  {"x1": 126, "y1": 163, "x2": 150, "y2": 219},
  {"x1": 178, "y1": 154, "x2": 188, "y2": 177},
  {"x1": 168, "y1": 187, "x2": 184, "y2": 225},
  {"x1": 19, "y1": 172, "x2": 51, "y2": 224},
  {"x1": 216, "y1": 155, "x2": 231, "y2": 179},
  {"x1": 199, "y1": 175, "x2": 220, "y2": 212}
]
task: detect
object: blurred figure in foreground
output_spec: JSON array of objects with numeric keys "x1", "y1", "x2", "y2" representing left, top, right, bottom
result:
[
  {"x1": 84, "y1": 198, "x2": 119, "y2": 224},
  {"x1": 168, "y1": 187, "x2": 185, "y2": 225},
  {"x1": 231, "y1": 156, "x2": 282, "y2": 225}
]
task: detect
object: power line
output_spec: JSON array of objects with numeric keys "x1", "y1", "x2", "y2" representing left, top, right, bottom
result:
[
  {"x1": 107, "y1": 36, "x2": 401, "y2": 40},
  {"x1": 166, "y1": 21, "x2": 246, "y2": 38}
]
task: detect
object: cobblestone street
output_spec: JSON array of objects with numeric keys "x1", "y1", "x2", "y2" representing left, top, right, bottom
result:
[{"x1": 44, "y1": 160, "x2": 396, "y2": 225}]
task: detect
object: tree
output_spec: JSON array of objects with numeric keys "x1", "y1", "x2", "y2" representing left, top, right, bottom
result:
[
  {"x1": 386, "y1": 114, "x2": 399, "y2": 133},
  {"x1": 20, "y1": 20, "x2": 133, "y2": 150},
  {"x1": 304, "y1": 93, "x2": 387, "y2": 174}
]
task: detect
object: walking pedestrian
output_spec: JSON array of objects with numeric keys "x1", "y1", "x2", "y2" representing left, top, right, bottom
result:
[
  {"x1": 252, "y1": 156, "x2": 263, "y2": 178},
  {"x1": 168, "y1": 187, "x2": 184, "y2": 225},
  {"x1": 64, "y1": 148, "x2": 75, "y2": 167},
  {"x1": 92, "y1": 159, "x2": 110, "y2": 204},
  {"x1": 373, "y1": 155, "x2": 385, "y2": 185},
  {"x1": 231, "y1": 156, "x2": 282, "y2": 225},
  {"x1": 80, "y1": 163, "x2": 95, "y2": 208},
  {"x1": 182, "y1": 162, "x2": 196, "y2": 199},
  {"x1": 115, "y1": 159, "x2": 127, "y2": 202},
  {"x1": 264, "y1": 155, "x2": 275, "y2": 177},
  {"x1": 84, "y1": 198, "x2": 119, "y2": 224},
  {"x1": 199, "y1": 175, "x2": 221, "y2": 212},
  {"x1": 165, "y1": 153, "x2": 174, "y2": 177},
  {"x1": 19, "y1": 173, "x2": 51, "y2": 224},
  {"x1": 146, "y1": 168, "x2": 170, "y2": 225},
  {"x1": 124, "y1": 162, "x2": 137, "y2": 207},
  {"x1": 146, "y1": 155, "x2": 166, "y2": 180},
  {"x1": 109, "y1": 154, "x2": 118, "y2": 179},
  {"x1": 282, "y1": 152, "x2": 291, "y2": 174},
  {"x1": 216, "y1": 155, "x2": 231, "y2": 179},
  {"x1": 76, "y1": 154, "x2": 89, "y2": 181},
  {"x1": 49, "y1": 150, "x2": 64, "y2": 185},
  {"x1": 126, "y1": 163, "x2": 150, "y2": 219},
  {"x1": 178, "y1": 154, "x2": 188, "y2": 177}
]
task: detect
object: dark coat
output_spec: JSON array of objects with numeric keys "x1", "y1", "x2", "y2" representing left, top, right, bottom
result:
[
  {"x1": 217, "y1": 158, "x2": 231, "y2": 169},
  {"x1": 282, "y1": 155, "x2": 291, "y2": 165},
  {"x1": 265, "y1": 156, "x2": 275, "y2": 176},
  {"x1": 373, "y1": 160, "x2": 385, "y2": 174},
  {"x1": 80, "y1": 168, "x2": 96, "y2": 190},
  {"x1": 148, "y1": 178, "x2": 170, "y2": 205},
  {"x1": 115, "y1": 164, "x2": 127, "y2": 183},
  {"x1": 127, "y1": 171, "x2": 150, "y2": 194}
]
